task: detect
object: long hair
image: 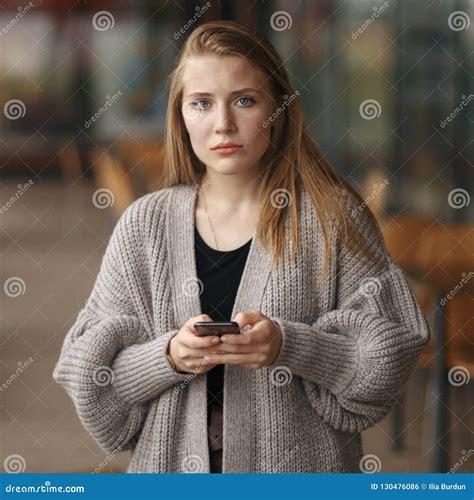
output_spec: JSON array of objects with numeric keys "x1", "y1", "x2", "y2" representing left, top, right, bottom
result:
[{"x1": 161, "y1": 20, "x2": 384, "y2": 275}]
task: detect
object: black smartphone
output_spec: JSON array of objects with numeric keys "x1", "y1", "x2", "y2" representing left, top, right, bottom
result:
[{"x1": 193, "y1": 321, "x2": 241, "y2": 337}]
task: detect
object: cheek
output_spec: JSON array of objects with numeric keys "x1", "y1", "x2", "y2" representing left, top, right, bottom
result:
[
  {"x1": 184, "y1": 119, "x2": 209, "y2": 148},
  {"x1": 243, "y1": 113, "x2": 272, "y2": 146},
  {"x1": 182, "y1": 105, "x2": 206, "y2": 140}
]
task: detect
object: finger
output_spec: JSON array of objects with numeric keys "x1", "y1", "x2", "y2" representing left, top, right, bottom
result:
[
  {"x1": 219, "y1": 332, "x2": 251, "y2": 345},
  {"x1": 206, "y1": 353, "x2": 262, "y2": 366},
  {"x1": 181, "y1": 327, "x2": 221, "y2": 349},
  {"x1": 233, "y1": 310, "x2": 265, "y2": 329},
  {"x1": 181, "y1": 342, "x2": 255, "y2": 359},
  {"x1": 185, "y1": 313, "x2": 213, "y2": 328},
  {"x1": 208, "y1": 343, "x2": 256, "y2": 354},
  {"x1": 221, "y1": 322, "x2": 265, "y2": 344},
  {"x1": 180, "y1": 345, "x2": 231, "y2": 358}
]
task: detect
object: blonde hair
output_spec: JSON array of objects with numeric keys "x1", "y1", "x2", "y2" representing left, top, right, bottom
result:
[{"x1": 161, "y1": 20, "x2": 384, "y2": 275}]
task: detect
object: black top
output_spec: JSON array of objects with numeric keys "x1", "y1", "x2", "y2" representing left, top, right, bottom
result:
[{"x1": 194, "y1": 226, "x2": 252, "y2": 426}]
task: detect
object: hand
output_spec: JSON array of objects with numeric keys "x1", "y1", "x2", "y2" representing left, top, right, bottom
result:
[
  {"x1": 206, "y1": 310, "x2": 282, "y2": 370},
  {"x1": 168, "y1": 314, "x2": 221, "y2": 374}
]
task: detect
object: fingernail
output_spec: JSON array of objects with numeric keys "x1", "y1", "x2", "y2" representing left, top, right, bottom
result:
[
  {"x1": 212, "y1": 338, "x2": 220, "y2": 344},
  {"x1": 221, "y1": 336, "x2": 227, "y2": 342}
]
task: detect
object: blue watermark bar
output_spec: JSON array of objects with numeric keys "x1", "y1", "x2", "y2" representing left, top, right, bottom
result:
[{"x1": 0, "y1": 474, "x2": 472, "y2": 499}]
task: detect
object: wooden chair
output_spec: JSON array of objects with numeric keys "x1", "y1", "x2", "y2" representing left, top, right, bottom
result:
[
  {"x1": 57, "y1": 141, "x2": 84, "y2": 186},
  {"x1": 114, "y1": 137, "x2": 166, "y2": 194},
  {"x1": 383, "y1": 216, "x2": 473, "y2": 471},
  {"x1": 89, "y1": 149, "x2": 136, "y2": 220}
]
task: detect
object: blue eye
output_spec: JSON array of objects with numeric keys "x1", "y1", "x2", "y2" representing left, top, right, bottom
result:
[
  {"x1": 193, "y1": 100, "x2": 209, "y2": 110},
  {"x1": 238, "y1": 97, "x2": 254, "y2": 106}
]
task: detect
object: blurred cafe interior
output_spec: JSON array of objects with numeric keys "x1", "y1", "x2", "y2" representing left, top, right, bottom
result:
[{"x1": 0, "y1": 0, "x2": 472, "y2": 473}]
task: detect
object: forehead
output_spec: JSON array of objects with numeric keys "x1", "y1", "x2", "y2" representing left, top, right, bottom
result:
[{"x1": 182, "y1": 54, "x2": 271, "y2": 96}]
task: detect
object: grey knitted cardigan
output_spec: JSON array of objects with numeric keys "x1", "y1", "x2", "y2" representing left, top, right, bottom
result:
[{"x1": 53, "y1": 183, "x2": 429, "y2": 473}]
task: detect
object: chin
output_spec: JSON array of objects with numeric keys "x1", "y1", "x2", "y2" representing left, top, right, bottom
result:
[{"x1": 208, "y1": 161, "x2": 245, "y2": 173}]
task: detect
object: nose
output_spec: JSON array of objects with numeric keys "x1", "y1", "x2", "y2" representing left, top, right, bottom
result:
[{"x1": 214, "y1": 104, "x2": 236, "y2": 134}]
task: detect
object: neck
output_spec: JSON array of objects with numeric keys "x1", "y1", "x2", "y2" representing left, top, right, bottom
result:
[{"x1": 197, "y1": 168, "x2": 264, "y2": 213}]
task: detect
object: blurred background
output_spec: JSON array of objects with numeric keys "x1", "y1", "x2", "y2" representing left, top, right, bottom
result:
[{"x1": 0, "y1": 0, "x2": 472, "y2": 474}]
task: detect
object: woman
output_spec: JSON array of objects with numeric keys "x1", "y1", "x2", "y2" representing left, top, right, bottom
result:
[{"x1": 53, "y1": 21, "x2": 429, "y2": 473}]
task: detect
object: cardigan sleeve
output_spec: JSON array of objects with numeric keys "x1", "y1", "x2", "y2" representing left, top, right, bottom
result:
[
  {"x1": 269, "y1": 202, "x2": 430, "y2": 434},
  {"x1": 52, "y1": 199, "x2": 190, "y2": 454}
]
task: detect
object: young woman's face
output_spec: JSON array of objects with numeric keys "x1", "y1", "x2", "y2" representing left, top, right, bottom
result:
[{"x1": 181, "y1": 54, "x2": 275, "y2": 178}]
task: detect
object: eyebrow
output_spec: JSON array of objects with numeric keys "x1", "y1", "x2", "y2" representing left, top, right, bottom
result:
[{"x1": 186, "y1": 87, "x2": 261, "y2": 98}]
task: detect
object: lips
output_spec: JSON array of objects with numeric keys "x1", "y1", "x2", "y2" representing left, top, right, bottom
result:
[
  {"x1": 212, "y1": 143, "x2": 242, "y2": 150},
  {"x1": 212, "y1": 145, "x2": 242, "y2": 155}
]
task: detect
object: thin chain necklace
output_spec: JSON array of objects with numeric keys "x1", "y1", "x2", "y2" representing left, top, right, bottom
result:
[
  {"x1": 202, "y1": 191, "x2": 220, "y2": 251},
  {"x1": 200, "y1": 186, "x2": 259, "y2": 252}
]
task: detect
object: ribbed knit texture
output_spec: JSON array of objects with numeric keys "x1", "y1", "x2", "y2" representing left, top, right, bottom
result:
[{"x1": 52, "y1": 183, "x2": 430, "y2": 473}]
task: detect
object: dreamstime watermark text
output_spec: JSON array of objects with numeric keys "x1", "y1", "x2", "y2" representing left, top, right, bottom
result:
[
  {"x1": 352, "y1": 2, "x2": 390, "y2": 40},
  {"x1": 173, "y1": 3, "x2": 211, "y2": 40},
  {"x1": 0, "y1": 180, "x2": 34, "y2": 214},
  {"x1": 84, "y1": 90, "x2": 122, "y2": 129},
  {"x1": 0, "y1": 2, "x2": 34, "y2": 37}
]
